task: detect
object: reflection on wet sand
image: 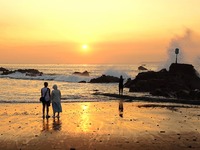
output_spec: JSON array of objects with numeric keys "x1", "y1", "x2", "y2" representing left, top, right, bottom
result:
[
  {"x1": 52, "y1": 118, "x2": 62, "y2": 131},
  {"x1": 41, "y1": 118, "x2": 62, "y2": 131},
  {"x1": 1, "y1": 102, "x2": 200, "y2": 150},
  {"x1": 119, "y1": 100, "x2": 124, "y2": 118},
  {"x1": 80, "y1": 104, "x2": 90, "y2": 132},
  {"x1": 42, "y1": 118, "x2": 50, "y2": 131}
]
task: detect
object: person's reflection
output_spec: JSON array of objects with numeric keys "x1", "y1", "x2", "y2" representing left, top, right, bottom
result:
[
  {"x1": 52, "y1": 118, "x2": 62, "y2": 131},
  {"x1": 42, "y1": 118, "x2": 50, "y2": 131},
  {"x1": 119, "y1": 100, "x2": 124, "y2": 118}
]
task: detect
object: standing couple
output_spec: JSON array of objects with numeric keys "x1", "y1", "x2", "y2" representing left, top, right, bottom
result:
[{"x1": 41, "y1": 82, "x2": 62, "y2": 119}]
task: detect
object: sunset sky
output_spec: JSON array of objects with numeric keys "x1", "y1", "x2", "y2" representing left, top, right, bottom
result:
[{"x1": 0, "y1": 0, "x2": 200, "y2": 64}]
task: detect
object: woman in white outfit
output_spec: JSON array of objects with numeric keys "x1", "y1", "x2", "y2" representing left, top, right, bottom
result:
[{"x1": 51, "y1": 84, "x2": 62, "y2": 118}]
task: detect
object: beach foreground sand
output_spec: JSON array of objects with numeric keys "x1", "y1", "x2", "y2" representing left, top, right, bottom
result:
[{"x1": 0, "y1": 101, "x2": 200, "y2": 150}]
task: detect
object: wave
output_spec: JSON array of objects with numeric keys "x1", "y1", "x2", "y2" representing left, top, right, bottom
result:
[
  {"x1": 103, "y1": 69, "x2": 130, "y2": 78},
  {"x1": 0, "y1": 72, "x2": 92, "y2": 83},
  {"x1": 0, "y1": 68, "x2": 133, "y2": 82}
]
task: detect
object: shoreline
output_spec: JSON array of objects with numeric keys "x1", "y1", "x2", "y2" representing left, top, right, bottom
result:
[
  {"x1": 1, "y1": 92, "x2": 200, "y2": 106},
  {"x1": 0, "y1": 101, "x2": 200, "y2": 149},
  {"x1": 93, "y1": 92, "x2": 200, "y2": 105}
]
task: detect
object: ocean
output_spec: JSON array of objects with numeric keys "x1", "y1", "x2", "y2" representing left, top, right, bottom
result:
[{"x1": 0, "y1": 63, "x2": 174, "y2": 103}]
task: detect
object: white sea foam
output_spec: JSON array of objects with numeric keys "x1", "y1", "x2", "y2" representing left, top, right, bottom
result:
[
  {"x1": 0, "y1": 64, "x2": 156, "y2": 103},
  {"x1": 54, "y1": 75, "x2": 91, "y2": 82},
  {"x1": 160, "y1": 29, "x2": 200, "y2": 71},
  {"x1": 0, "y1": 69, "x2": 131, "y2": 82},
  {"x1": 103, "y1": 69, "x2": 130, "y2": 79},
  {"x1": 0, "y1": 72, "x2": 92, "y2": 83}
]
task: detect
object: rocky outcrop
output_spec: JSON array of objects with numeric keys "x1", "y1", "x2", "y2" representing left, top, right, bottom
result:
[
  {"x1": 123, "y1": 78, "x2": 132, "y2": 87},
  {"x1": 78, "y1": 81, "x2": 87, "y2": 83},
  {"x1": 0, "y1": 67, "x2": 9, "y2": 72},
  {"x1": 90, "y1": 75, "x2": 119, "y2": 83},
  {"x1": 138, "y1": 66, "x2": 148, "y2": 71},
  {"x1": 19, "y1": 69, "x2": 43, "y2": 76},
  {"x1": 1, "y1": 68, "x2": 43, "y2": 76},
  {"x1": 73, "y1": 71, "x2": 89, "y2": 76},
  {"x1": 126, "y1": 63, "x2": 200, "y2": 100}
]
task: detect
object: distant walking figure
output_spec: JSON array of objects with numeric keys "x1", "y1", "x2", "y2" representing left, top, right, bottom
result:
[
  {"x1": 119, "y1": 75, "x2": 124, "y2": 95},
  {"x1": 41, "y1": 82, "x2": 51, "y2": 119},
  {"x1": 51, "y1": 84, "x2": 62, "y2": 118}
]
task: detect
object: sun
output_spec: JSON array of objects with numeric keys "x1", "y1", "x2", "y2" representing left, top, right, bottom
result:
[
  {"x1": 81, "y1": 44, "x2": 89, "y2": 53},
  {"x1": 82, "y1": 44, "x2": 88, "y2": 50}
]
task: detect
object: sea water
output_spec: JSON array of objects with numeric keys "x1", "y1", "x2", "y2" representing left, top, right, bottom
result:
[{"x1": 0, "y1": 63, "x2": 164, "y2": 103}]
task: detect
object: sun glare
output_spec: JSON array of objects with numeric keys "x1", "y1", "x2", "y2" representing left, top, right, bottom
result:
[
  {"x1": 82, "y1": 44, "x2": 88, "y2": 50},
  {"x1": 81, "y1": 44, "x2": 89, "y2": 53}
]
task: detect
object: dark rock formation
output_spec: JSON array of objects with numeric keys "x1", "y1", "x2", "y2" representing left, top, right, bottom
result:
[
  {"x1": 18, "y1": 69, "x2": 43, "y2": 76},
  {"x1": 73, "y1": 71, "x2": 89, "y2": 76},
  {"x1": 1, "y1": 68, "x2": 43, "y2": 76},
  {"x1": 0, "y1": 67, "x2": 9, "y2": 72},
  {"x1": 190, "y1": 89, "x2": 200, "y2": 100},
  {"x1": 138, "y1": 66, "x2": 148, "y2": 71},
  {"x1": 126, "y1": 63, "x2": 200, "y2": 99},
  {"x1": 78, "y1": 81, "x2": 87, "y2": 83},
  {"x1": 124, "y1": 78, "x2": 132, "y2": 88},
  {"x1": 90, "y1": 75, "x2": 119, "y2": 83},
  {"x1": 150, "y1": 89, "x2": 173, "y2": 97},
  {"x1": 1, "y1": 70, "x2": 14, "y2": 75}
]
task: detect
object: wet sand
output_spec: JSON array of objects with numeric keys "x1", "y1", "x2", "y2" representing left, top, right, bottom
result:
[
  {"x1": 0, "y1": 101, "x2": 200, "y2": 150},
  {"x1": 94, "y1": 92, "x2": 200, "y2": 105}
]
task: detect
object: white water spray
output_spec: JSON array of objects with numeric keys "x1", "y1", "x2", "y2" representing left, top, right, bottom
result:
[{"x1": 160, "y1": 29, "x2": 200, "y2": 72}]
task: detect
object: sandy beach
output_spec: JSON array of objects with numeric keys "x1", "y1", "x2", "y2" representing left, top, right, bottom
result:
[{"x1": 0, "y1": 101, "x2": 200, "y2": 150}]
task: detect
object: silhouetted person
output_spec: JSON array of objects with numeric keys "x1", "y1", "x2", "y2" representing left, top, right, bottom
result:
[
  {"x1": 119, "y1": 100, "x2": 124, "y2": 118},
  {"x1": 119, "y1": 75, "x2": 124, "y2": 95},
  {"x1": 41, "y1": 82, "x2": 51, "y2": 119}
]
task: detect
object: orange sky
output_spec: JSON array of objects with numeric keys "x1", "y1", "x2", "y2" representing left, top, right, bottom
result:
[{"x1": 0, "y1": 0, "x2": 200, "y2": 64}]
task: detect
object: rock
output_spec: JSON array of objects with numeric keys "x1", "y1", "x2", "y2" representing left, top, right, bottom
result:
[
  {"x1": 138, "y1": 66, "x2": 148, "y2": 71},
  {"x1": 169, "y1": 63, "x2": 196, "y2": 75},
  {"x1": 190, "y1": 89, "x2": 200, "y2": 100},
  {"x1": 17, "y1": 69, "x2": 38, "y2": 74},
  {"x1": 90, "y1": 75, "x2": 119, "y2": 83},
  {"x1": 128, "y1": 63, "x2": 200, "y2": 99},
  {"x1": 159, "y1": 68, "x2": 168, "y2": 73},
  {"x1": 150, "y1": 89, "x2": 172, "y2": 97},
  {"x1": 124, "y1": 78, "x2": 132, "y2": 88},
  {"x1": 0, "y1": 67, "x2": 9, "y2": 72},
  {"x1": 1, "y1": 68, "x2": 43, "y2": 76},
  {"x1": 1, "y1": 70, "x2": 15, "y2": 75},
  {"x1": 93, "y1": 89, "x2": 99, "y2": 92},
  {"x1": 78, "y1": 81, "x2": 86, "y2": 83},
  {"x1": 18, "y1": 69, "x2": 42, "y2": 76},
  {"x1": 0, "y1": 67, "x2": 13, "y2": 75},
  {"x1": 73, "y1": 71, "x2": 89, "y2": 76},
  {"x1": 176, "y1": 90, "x2": 191, "y2": 99},
  {"x1": 169, "y1": 63, "x2": 200, "y2": 89}
]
